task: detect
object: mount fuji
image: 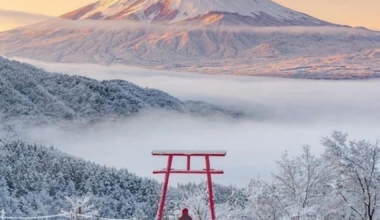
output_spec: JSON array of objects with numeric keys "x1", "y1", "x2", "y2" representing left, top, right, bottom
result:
[
  {"x1": 61, "y1": 0, "x2": 329, "y2": 26},
  {"x1": 0, "y1": 0, "x2": 380, "y2": 79}
]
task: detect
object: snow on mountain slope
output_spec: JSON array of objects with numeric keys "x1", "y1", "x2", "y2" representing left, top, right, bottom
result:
[
  {"x1": 0, "y1": 0, "x2": 379, "y2": 79},
  {"x1": 61, "y1": 0, "x2": 328, "y2": 26},
  {"x1": 0, "y1": 57, "x2": 243, "y2": 126},
  {"x1": 1, "y1": 20, "x2": 380, "y2": 79}
]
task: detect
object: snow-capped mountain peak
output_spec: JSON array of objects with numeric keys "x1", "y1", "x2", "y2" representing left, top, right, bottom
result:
[
  {"x1": 4, "y1": 0, "x2": 378, "y2": 80},
  {"x1": 62, "y1": 0, "x2": 327, "y2": 25}
]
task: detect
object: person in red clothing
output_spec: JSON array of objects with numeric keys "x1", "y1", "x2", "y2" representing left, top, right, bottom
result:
[{"x1": 179, "y1": 208, "x2": 192, "y2": 220}]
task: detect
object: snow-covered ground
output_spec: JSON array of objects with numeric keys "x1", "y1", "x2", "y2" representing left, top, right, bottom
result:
[{"x1": 15, "y1": 59, "x2": 380, "y2": 186}]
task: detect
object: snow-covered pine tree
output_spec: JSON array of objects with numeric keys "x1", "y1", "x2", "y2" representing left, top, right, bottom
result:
[{"x1": 0, "y1": 139, "x2": 160, "y2": 218}]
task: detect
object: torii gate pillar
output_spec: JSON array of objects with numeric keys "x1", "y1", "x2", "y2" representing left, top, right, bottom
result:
[{"x1": 152, "y1": 150, "x2": 226, "y2": 220}]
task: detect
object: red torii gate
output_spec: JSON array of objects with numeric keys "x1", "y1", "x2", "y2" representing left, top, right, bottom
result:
[{"x1": 152, "y1": 150, "x2": 227, "y2": 220}]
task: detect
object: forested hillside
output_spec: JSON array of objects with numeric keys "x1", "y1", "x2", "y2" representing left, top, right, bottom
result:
[
  {"x1": 1, "y1": 131, "x2": 379, "y2": 220},
  {"x1": 0, "y1": 139, "x2": 160, "y2": 218},
  {"x1": 0, "y1": 57, "x2": 242, "y2": 126},
  {"x1": 0, "y1": 139, "x2": 243, "y2": 219}
]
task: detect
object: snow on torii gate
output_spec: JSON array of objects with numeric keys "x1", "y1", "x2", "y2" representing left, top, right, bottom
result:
[{"x1": 152, "y1": 150, "x2": 227, "y2": 220}]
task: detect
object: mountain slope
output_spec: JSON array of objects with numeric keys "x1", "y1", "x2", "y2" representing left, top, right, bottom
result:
[
  {"x1": 0, "y1": 57, "x2": 242, "y2": 125},
  {"x1": 61, "y1": 0, "x2": 329, "y2": 26},
  {"x1": 0, "y1": 139, "x2": 160, "y2": 218},
  {"x1": 0, "y1": 0, "x2": 379, "y2": 79},
  {"x1": 0, "y1": 139, "x2": 241, "y2": 219}
]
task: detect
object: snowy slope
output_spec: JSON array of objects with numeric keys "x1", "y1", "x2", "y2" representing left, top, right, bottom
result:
[
  {"x1": 0, "y1": 139, "x2": 161, "y2": 219},
  {"x1": 0, "y1": 57, "x2": 243, "y2": 125},
  {"x1": 61, "y1": 0, "x2": 328, "y2": 26},
  {"x1": 0, "y1": 0, "x2": 379, "y2": 79},
  {"x1": 0, "y1": 139, "x2": 239, "y2": 219}
]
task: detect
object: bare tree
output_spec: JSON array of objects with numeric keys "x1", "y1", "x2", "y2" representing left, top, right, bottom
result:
[
  {"x1": 248, "y1": 146, "x2": 332, "y2": 220},
  {"x1": 272, "y1": 146, "x2": 331, "y2": 219},
  {"x1": 63, "y1": 196, "x2": 99, "y2": 220},
  {"x1": 247, "y1": 179, "x2": 287, "y2": 220},
  {"x1": 323, "y1": 131, "x2": 380, "y2": 220}
]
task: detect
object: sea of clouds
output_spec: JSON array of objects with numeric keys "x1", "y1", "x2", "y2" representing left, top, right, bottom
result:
[{"x1": 11, "y1": 58, "x2": 380, "y2": 186}]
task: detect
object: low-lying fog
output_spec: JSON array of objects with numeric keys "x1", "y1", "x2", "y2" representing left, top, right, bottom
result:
[{"x1": 15, "y1": 58, "x2": 380, "y2": 186}]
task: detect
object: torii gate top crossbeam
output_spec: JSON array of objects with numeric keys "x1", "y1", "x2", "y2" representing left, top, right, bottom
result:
[{"x1": 152, "y1": 150, "x2": 226, "y2": 157}]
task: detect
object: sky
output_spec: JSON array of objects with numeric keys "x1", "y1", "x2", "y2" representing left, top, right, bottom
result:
[{"x1": 0, "y1": 0, "x2": 379, "y2": 32}]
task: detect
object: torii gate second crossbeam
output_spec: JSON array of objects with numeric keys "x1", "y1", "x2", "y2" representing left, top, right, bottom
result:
[{"x1": 152, "y1": 150, "x2": 227, "y2": 220}]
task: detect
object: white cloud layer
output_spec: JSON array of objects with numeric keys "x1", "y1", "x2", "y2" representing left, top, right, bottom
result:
[{"x1": 11, "y1": 58, "x2": 380, "y2": 186}]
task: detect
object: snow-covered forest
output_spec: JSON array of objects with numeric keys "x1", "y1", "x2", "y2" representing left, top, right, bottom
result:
[
  {"x1": 1, "y1": 131, "x2": 379, "y2": 220},
  {"x1": 0, "y1": 57, "x2": 242, "y2": 127},
  {"x1": 0, "y1": 138, "x2": 237, "y2": 219}
]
